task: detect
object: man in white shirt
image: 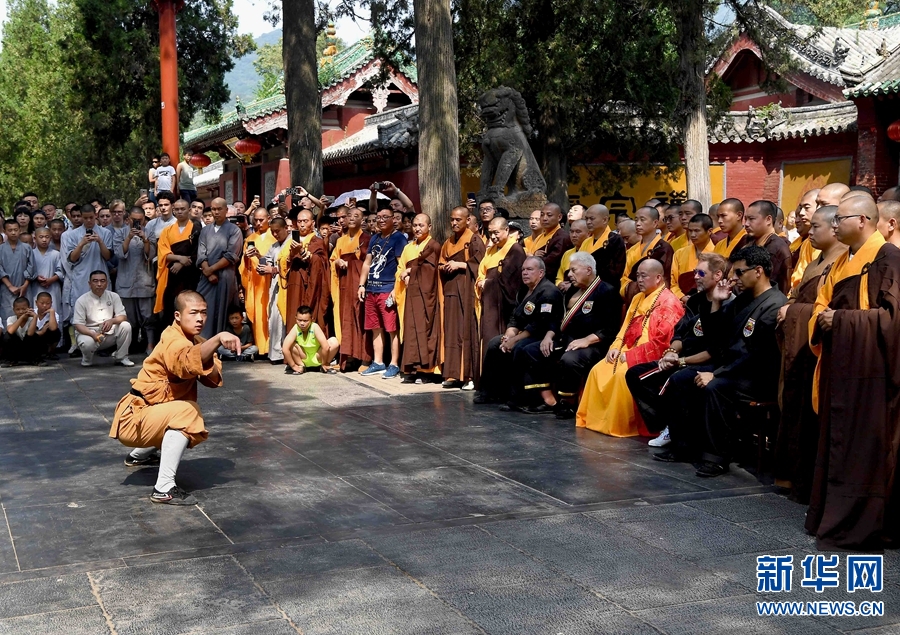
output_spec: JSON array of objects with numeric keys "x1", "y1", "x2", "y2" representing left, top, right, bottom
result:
[
  {"x1": 72, "y1": 270, "x2": 133, "y2": 367},
  {"x1": 154, "y1": 153, "x2": 177, "y2": 196}
]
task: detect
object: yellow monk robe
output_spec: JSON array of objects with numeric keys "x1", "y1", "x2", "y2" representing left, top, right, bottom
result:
[
  {"x1": 713, "y1": 228, "x2": 748, "y2": 258},
  {"x1": 555, "y1": 246, "x2": 577, "y2": 285},
  {"x1": 580, "y1": 226, "x2": 611, "y2": 253},
  {"x1": 329, "y1": 229, "x2": 366, "y2": 344},
  {"x1": 808, "y1": 230, "x2": 886, "y2": 412},
  {"x1": 276, "y1": 232, "x2": 315, "y2": 324},
  {"x1": 670, "y1": 241, "x2": 715, "y2": 299},
  {"x1": 530, "y1": 225, "x2": 560, "y2": 255},
  {"x1": 620, "y1": 234, "x2": 663, "y2": 296},
  {"x1": 110, "y1": 324, "x2": 222, "y2": 449},
  {"x1": 666, "y1": 232, "x2": 689, "y2": 253},
  {"x1": 238, "y1": 230, "x2": 277, "y2": 354},
  {"x1": 790, "y1": 236, "x2": 821, "y2": 289},
  {"x1": 523, "y1": 233, "x2": 542, "y2": 256},
  {"x1": 576, "y1": 286, "x2": 684, "y2": 437}
]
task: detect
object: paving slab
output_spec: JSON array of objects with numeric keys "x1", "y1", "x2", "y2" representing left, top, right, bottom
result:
[
  {"x1": 0, "y1": 606, "x2": 110, "y2": 635},
  {"x1": 0, "y1": 574, "x2": 95, "y2": 619}
]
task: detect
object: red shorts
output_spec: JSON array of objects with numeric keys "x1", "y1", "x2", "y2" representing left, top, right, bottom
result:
[{"x1": 364, "y1": 292, "x2": 399, "y2": 332}]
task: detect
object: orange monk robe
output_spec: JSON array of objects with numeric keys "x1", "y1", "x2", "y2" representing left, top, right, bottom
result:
[
  {"x1": 620, "y1": 233, "x2": 669, "y2": 297},
  {"x1": 395, "y1": 236, "x2": 442, "y2": 374},
  {"x1": 670, "y1": 241, "x2": 714, "y2": 299},
  {"x1": 789, "y1": 236, "x2": 821, "y2": 290},
  {"x1": 555, "y1": 246, "x2": 578, "y2": 285},
  {"x1": 576, "y1": 286, "x2": 684, "y2": 437},
  {"x1": 808, "y1": 230, "x2": 886, "y2": 412},
  {"x1": 523, "y1": 233, "x2": 541, "y2": 255},
  {"x1": 110, "y1": 324, "x2": 222, "y2": 449},
  {"x1": 713, "y1": 228, "x2": 749, "y2": 258},
  {"x1": 330, "y1": 229, "x2": 372, "y2": 366},
  {"x1": 153, "y1": 220, "x2": 201, "y2": 317},
  {"x1": 666, "y1": 232, "x2": 689, "y2": 253},
  {"x1": 277, "y1": 232, "x2": 330, "y2": 331},
  {"x1": 238, "y1": 230, "x2": 277, "y2": 354}
]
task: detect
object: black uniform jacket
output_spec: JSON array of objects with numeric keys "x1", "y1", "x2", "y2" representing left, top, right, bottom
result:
[{"x1": 508, "y1": 276, "x2": 565, "y2": 340}]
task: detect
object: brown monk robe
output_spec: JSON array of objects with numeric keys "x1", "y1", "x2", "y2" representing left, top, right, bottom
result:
[
  {"x1": 330, "y1": 208, "x2": 372, "y2": 369},
  {"x1": 774, "y1": 205, "x2": 846, "y2": 504},
  {"x1": 531, "y1": 203, "x2": 573, "y2": 281},
  {"x1": 278, "y1": 209, "x2": 330, "y2": 333},
  {"x1": 111, "y1": 291, "x2": 241, "y2": 505},
  {"x1": 743, "y1": 200, "x2": 793, "y2": 295},
  {"x1": 477, "y1": 217, "x2": 526, "y2": 351},
  {"x1": 440, "y1": 206, "x2": 486, "y2": 385},
  {"x1": 396, "y1": 214, "x2": 442, "y2": 375},
  {"x1": 806, "y1": 195, "x2": 900, "y2": 550},
  {"x1": 620, "y1": 206, "x2": 674, "y2": 307},
  {"x1": 580, "y1": 204, "x2": 626, "y2": 287}
]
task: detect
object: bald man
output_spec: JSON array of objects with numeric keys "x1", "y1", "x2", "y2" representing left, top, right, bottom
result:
[
  {"x1": 395, "y1": 213, "x2": 442, "y2": 380},
  {"x1": 477, "y1": 217, "x2": 526, "y2": 352},
  {"x1": 806, "y1": 193, "x2": 900, "y2": 550},
  {"x1": 878, "y1": 186, "x2": 899, "y2": 203},
  {"x1": 743, "y1": 200, "x2": 792, "y2": 295},
  {"x1": 580, "y1": 204, "x2": 626, "y2": 286},
  {"x1": 620, "y1": 206, "x2": 674, "y2": 304},
  {"x1": 789, "y1": 189, "x2": 820, "y2": 290},
  {"x1": 815, "y1": 183, "x2": 850, "y2": 208},
  {"x1": 877, "y1": 200, "x2": 900, "y2": 248},
  {"x1": 277, "y1": 208, "x2": 330, "y2": 345},
  {"x1": 617, "y1": 219, "x2": 639, "y2": 248},
  {"x1": 239, "y1": 207, "x2": 277, "y2": 355},
  {"x1": 531, "y1": 203, "x2": 573, "y2": 281},
  {"x1": 775, "y1": 205, "x2": 846, "y2": 504},
  {"x1": 664, "y1": 204, "x2": 688, "y2": 252},
  {"x1": 713, "y1": 198, "x2": 750, "y2": 258},
  {"x1": 196, "y1": 198, "x2": 244, "y2": 338}
]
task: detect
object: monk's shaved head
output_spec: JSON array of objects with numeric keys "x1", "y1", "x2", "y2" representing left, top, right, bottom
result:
[
  {"x1": 840, "y1": 194, "x2": 878, "y2": 222},
  {"x1": 414, "y1": 213, "x2": 431, "y2": 227},
  {"x1": 813, "y1": 205, "x2": 837, "y2": 225},
  {"x1": 816, "y1": 183, "x2": 850, "y2": 207},
  {"x1": 570, "y1": 219, "x2": 587, "y2": 232},
  {"x1": 800, "y1": 189, "x2": 819, "y2": 206},
  {"x1": 488, "y1": 216, "x2": 508, "y2": 231},
  {"x1": 636, "y1": 206, "x2": 659, "y2": 222},
  {"x1": 174, "y1": 290, "x2": 206, "y2": 312},
  {"x1": 618, "y1": 219, "x2": 636, "y2": 232},
  {"x1": 879, "y1": 200, "x2": 900, "y2": 222},
  {"x1": 880, "y1": 186, "x2": 899, "y2": 202},
  {"x1": 841, "y1": 189, "x2": 873, "y2": 202},
  {"x1": 211, "y1": 197, "x2": 227, "y2": 208},
  {"x1": 586, "y1": 204, "x2": 609, "y2": 221},
  {"x1": 269, "y1": 217, "x2": 287, "y2": 228},
  {"x1": 638, "y1": 258, "x2": 664, "y2": 277}
]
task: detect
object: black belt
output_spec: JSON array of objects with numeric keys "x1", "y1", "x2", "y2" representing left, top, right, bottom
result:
[{"x1": 130, "y1": 388, "x2": 145, "y2": 400}]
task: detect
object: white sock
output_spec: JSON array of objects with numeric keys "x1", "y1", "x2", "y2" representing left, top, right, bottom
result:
[
  {"x1": 129, "y1": 447, "x2": 157, "y2": 459},
  {"x1": 155, "y1": 430, "x2": 189, "y2": 493}
]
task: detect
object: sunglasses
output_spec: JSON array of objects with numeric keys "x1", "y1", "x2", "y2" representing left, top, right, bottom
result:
[{"x1": 733, "y1": 266, "x2": 758, "y2": 277}]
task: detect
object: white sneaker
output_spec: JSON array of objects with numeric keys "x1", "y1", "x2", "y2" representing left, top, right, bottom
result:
[
  {"x1": 80, "y1": 355, "x2": 93, "y2": 367},
  {"x1": 460, "y1": 381, "x2": 475, "y2": 391},
  {"x1": 648, "y1": 426, "x2": 671, "y2": 447},
  {"x1": 116, "y1": 357, "x2": 135, "y2": 367}
]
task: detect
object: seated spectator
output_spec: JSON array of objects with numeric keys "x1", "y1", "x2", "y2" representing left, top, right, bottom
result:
[
  {"x1": 519, "y1": 251, "x2": 621, "y2": 418},
  {"x1": 72, "y1": 270, "x2": 133, "y2": 367},
  {"x1": 33, "y1": 291, "x2": 61, "y2": 359},
  {"x1": 282, "y1": 305, "x2": 339, "y2": 375},
  {"x1": 2, "y1": 296, "x2": 52, "y2": 366},
  {"x1": 217, "y1": 308, "x2": 258, "y2": 362}
]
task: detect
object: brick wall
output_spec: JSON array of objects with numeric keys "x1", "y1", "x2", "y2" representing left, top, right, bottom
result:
[{"x1": 855, "y1": 97, "x2": 900, "y2": 197}]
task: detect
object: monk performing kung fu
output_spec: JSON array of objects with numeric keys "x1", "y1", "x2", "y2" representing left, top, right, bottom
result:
[
  {"x1": 805, "y1": 194, "x2": 900, "y2": 551},
  {"x1": 440, "y1": 206, "x2": 486, "y2": 390},
  {"x1": 577, "y1": 259, "x2": 684, "y2": 437},
  {"x1": 774, "y1": 205, "x2": 846, "y2": 504},
  {"x1": 239, "y1": 207, "x2": 277, "y2": 355},
  {"x1": 530, "y1": 203, "x2": 573, "y2": 281},
  {"x1": 111, "y1": 291, "x2": 241, "y2": 505},
  {"x1": 329, "y1": 208, "x2": 372, "y2": 370},
  {"x1": 278, "y1": 209, "x2": 330, "y2": 336},
  {"x1": 154, "y1": 199, "x2": 201, "y2": 326},
  {"x1": 619, "y1": 207, "x2": 674, "y2": 306},
  {"x1": 670, "y1": 213, "x2": 715, "y2": 302},
  {"x1": 580, "y1": 204, "x2": 626, "y2": 287},
  {"x1": 477, "y1": 217, "x2": 526, "y2": 352},
  {"x1": 395, "y1": 213, "x2": 442, "y2": 382}
]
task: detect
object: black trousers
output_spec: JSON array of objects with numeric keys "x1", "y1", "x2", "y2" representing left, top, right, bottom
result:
[
  {"x1": 625, "y1": 362, "x2": 715, "y2": 436},
  {"x1": 479, "y1": 335, "x2": 540, "y2": 401},
  {"x1": 518, "y1": 340, "x2": 604, "y2": 400},
  {"x1": 2, "y1": 331, "x2": 54, "y2": 363}
]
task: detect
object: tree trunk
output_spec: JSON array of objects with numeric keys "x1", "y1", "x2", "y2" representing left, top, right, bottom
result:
[
  {"x1": 540, "y1": 106, "x2": 568, "y2": 211},
  {"x1": 283, "y1": 0, "x2": 323, "y2": 197},
  {"x1": 677, "y1": 0, "x2": 711, "y2": 212},
  {"x1": 413, "y1": 0, "x2": 459, "y2": 243}
]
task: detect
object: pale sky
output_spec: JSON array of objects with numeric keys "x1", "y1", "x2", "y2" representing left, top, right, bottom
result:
[{"x1": 0, "y1": 1, "x2": 369, "y2": 43}]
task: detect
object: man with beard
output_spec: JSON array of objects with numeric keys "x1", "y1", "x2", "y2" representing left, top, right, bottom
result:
[
  {"x1": 154, "y1": 198, "x2": 202, "y2": 326},
  {"x1": 330, "y1": 207, "x2": 372, "y2": 370},
  {"x1": 806, "y1": 194, "x2": 900, "y2": 550}
]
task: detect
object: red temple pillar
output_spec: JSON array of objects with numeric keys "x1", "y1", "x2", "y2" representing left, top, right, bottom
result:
[{"x1": 154, "y1": 0, "x2": 182, "y2": 159}]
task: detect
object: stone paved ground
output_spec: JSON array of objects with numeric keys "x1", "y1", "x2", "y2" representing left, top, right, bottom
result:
[{"x1": 0, "y1": 357, "x2": 895, "y2": 634}]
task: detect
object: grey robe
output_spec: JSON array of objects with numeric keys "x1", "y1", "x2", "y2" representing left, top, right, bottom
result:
[
  {"x1": 60, "y1": 225, "x2": 113, "y2": 323},
  {"x1": 265, "y1": 241, "x2": 285, "y2": 361},
  {"x1": 197, "y1": 222, "x2": 243, "y2": 338},
  {"x1": 27, "y1": 248, "x2": 64, "y2": 314},
  {"x1": 114, "y1": 234, "x2": 155, "y2": 299},
  {"x1": 0, "y1": 242, "x2": 34, "y2": 322}
]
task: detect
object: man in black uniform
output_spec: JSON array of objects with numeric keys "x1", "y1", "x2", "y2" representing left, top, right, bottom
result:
[
  {"x1": 514, "y1": 251, "x2": 621, "y2": 417},
  {"x1": 666, "y1": 245, "x2": 788, "y2": 477},
  {"x1": 474, "y1": 256, "x2": 564, "y2": 409},
  {"x1": 625, "y1": 252, "x2": 730, "y2": 447}
]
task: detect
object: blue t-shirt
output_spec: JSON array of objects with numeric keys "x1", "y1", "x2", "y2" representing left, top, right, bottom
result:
[{"x1": 365, "y1": 231, "x2": 408, "y2": 293}]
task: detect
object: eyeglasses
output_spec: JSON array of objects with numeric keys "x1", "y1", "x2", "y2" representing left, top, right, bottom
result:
[
  {"x1": 831, "y1": 214, "x2": 868, "y2": 227},
  {"x1": 733, "y1": 266, "x2": 758, "y2": 277}
]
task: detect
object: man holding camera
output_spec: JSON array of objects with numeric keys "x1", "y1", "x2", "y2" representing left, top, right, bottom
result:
[
  {"x1": 62, "y1": 205, "x2": 113, "y2": 327},
  {"x1": 115, "y1": 206, "x2": 156, "y2": 354}
]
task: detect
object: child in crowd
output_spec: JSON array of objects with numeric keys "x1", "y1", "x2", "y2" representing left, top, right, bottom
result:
[
  {"x1": 282, "y1": 305, "x2": 339, "y2": 375},
  {"x1": 202, "y1": 208, "x2": 214, "y2": 226},
  {"x1": 2, "y1": 296, "x2": 57, "y2": 366},
  {"x1": 217, "y1": 308, "x2": 257, "y2": 361},
  {"x1": 33, "y1": 291, "x2": 61, "y2": 359},
  {"x1": 29, "y1": 228, "x2": 63, "y2": 312},
  {"x1": 48, "y1": 219, "x2": 66, "y2": 251}
]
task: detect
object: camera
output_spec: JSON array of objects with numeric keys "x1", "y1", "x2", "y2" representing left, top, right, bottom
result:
[
  {"x1": 132, "y1": 219, "x2": 141, "y2": 230},
  {"x1": 372, "y1": 182, "x2": 384, "y2": 191},
  {"x1": 85, "y1": 228, "x2": 93, "y2": 235},
  {"x1": 291, "y1": 229, "x2": 301, "y2": 243}
]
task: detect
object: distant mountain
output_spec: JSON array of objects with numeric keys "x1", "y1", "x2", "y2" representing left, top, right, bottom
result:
[{"x1": 224, "y1": 29, "x2": 282, "y2": 108}]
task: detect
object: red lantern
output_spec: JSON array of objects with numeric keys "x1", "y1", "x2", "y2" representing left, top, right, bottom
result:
[
  {"x1": 189, "y1": 152, "x2": 211, "y2": 169},
  {"x1": 888, "y1": 120, "x2": 900, "y2": 143},
  {"x1": 233, "y1": 137, "x2": 262, "y2": 162}
]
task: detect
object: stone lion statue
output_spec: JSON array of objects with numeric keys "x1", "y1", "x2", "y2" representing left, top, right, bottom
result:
[{"x1": 477, "y1": 87, "x2": 546, "y2": 210}]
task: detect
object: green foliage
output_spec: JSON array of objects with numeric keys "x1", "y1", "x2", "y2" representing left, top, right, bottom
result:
[
  {"x1": 251, "y1": 32, "x2": 346, "y2": 99},
  {"x1": 0, "y1": 0, "x2": 250, "y2": 208}
]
